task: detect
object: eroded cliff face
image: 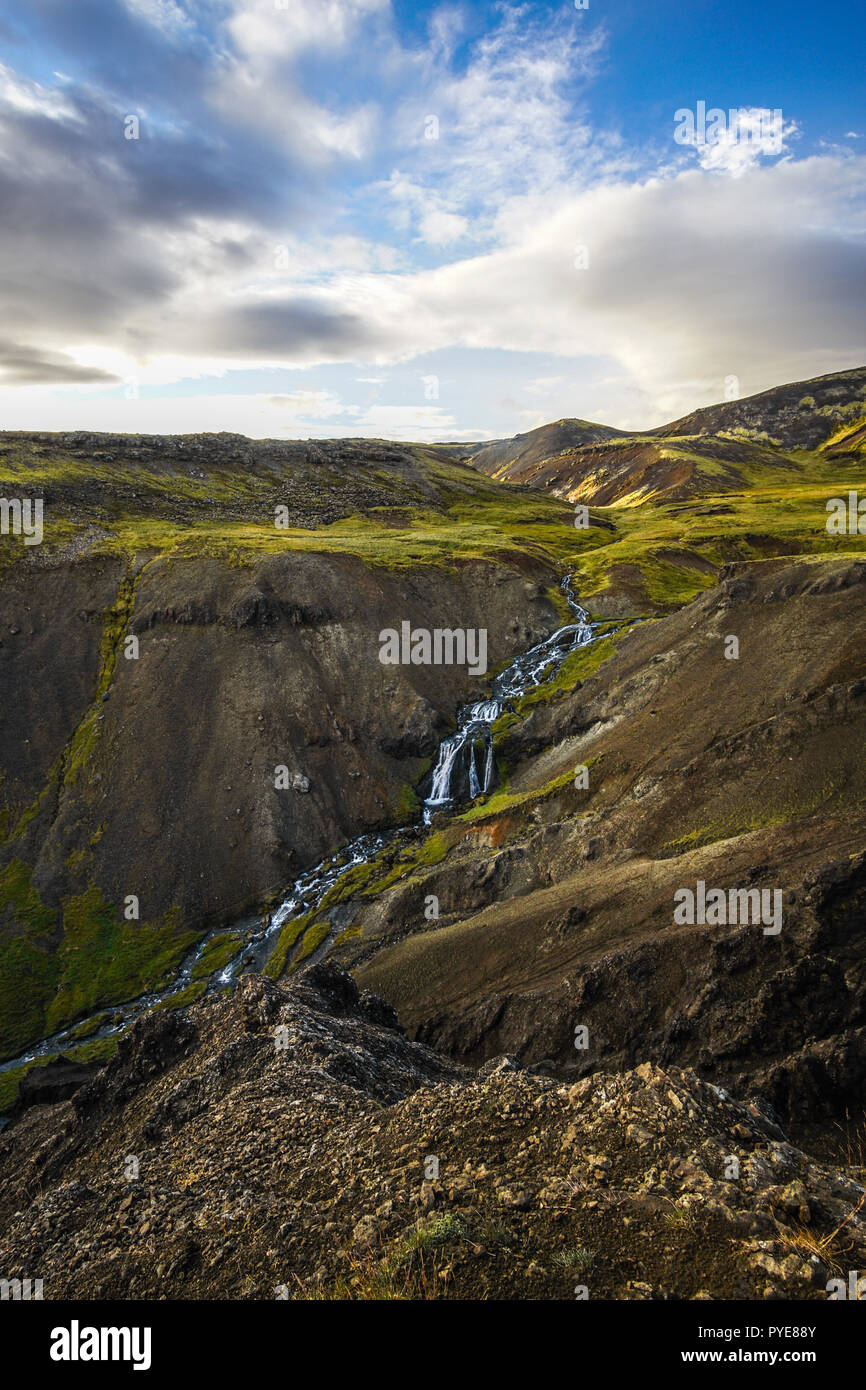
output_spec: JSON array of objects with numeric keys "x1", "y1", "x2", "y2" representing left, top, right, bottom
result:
[
  {"x1": 322, "y1": 557, "x2": 866, "y2": 1137},
  {"x1": 0, "y1": 545, "x2": 558, "y2": 1057}
]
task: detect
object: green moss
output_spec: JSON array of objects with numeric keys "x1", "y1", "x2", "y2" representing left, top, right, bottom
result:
[
  {"x1": 492, "y1": 635, "x2": 621, "y2": 738},
  {"x1": 68, "y1": 1010, "x2": 115, "y2": 1040},
  {"x1": 68, "y1": 1033, "x2": 121, "y2": 1066},
  {"x1": 45, "y1": 890, "x2": 199, "y2": 1038},
  {"x1": 150, "y1": 980, "x2": 207, "y2": 1012},
  {"x1": 0, "y1": 1058, "x2": 43, "y2": 1113},
  {"x1": 0, "y1": 860, "x2": 60, "y2": 1060},
  {"x1": 62, "y1": 572, "x2": 139, "y2": 789},
  {"x1": 456, "y1": 757, "x2": 602, "y2": 825},
  {"x1": 190, "y1": 933, "x2": 243, "y2": 981},
  {"x1": 263, "y1": 911, "x2": 313, "y2": 980},
  {"x1": 663, "y1": 775, "x2": 849, "y2": 854},
  {"x1": 391, "y1": 782, "x2": 421, "y2": 824},
  {"x1": 0, "y1": 858, "x2": 57, "y2": 936},
  {"x1": 289, "y1": 918, "x2": 332, "y2": 971}
]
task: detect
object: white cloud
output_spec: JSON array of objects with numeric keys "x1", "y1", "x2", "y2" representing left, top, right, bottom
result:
[
  {"x1": 290, "y1": 154, "x2": 866, "y2": 423},
  {"x1": 123, "y1": 0, "x2": 195, "y2": 38},
  {"x1": 676, "y1": 106, "x2": 799, "y2": 178},
  {"x1": 226, "y1": 0, "x2": 389, "y2": 61},
  {"x1": 353, "y1": 403, "x2": 488, "y2": 440},
  {"x1": 0, "y1": 3, "x2": 863, "y2": 435}
]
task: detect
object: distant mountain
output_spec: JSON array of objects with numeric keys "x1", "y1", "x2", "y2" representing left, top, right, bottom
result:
[
  {"x1": 469, "y1": 418, "x2": 628, "y2": 482},
  {"x1": 468, "y1": 366, "x2": 866, "y2": 505}
]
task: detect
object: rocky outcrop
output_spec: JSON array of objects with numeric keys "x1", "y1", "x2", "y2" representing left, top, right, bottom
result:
[{"x1": 0, "y1": 966, "x2": 862, "y2": 1300}]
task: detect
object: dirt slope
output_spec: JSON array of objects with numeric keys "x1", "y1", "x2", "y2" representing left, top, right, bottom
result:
[{"x1": 0, "y1": 964, "x2": 863, "y2": 1301}]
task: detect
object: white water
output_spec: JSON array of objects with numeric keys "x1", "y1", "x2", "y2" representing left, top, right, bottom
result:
[
  {"x1": 0, "y1": 574, "x2": 596, "y2": 1101},
  {"x1": 423, "y1": 574, "x2": 594, "y2": 819}
]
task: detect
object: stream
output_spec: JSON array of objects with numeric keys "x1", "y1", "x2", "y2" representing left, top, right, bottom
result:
[{"x1": 0, "y1": 574, "x2": 597, "y2": 1107}]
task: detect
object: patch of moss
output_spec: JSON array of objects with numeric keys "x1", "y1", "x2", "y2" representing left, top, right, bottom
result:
[
  {"x1": 456, "y1": 756, "x2": 602, "y2": 825},
  {"x1": 190, "y1": 933, "x2": 243, "y2": 981},
  {"x1": 151, "y1": 980, "x2": 207, "y2": 1012},
  {"x1": 0, "y1": 860, "x2": 60, "y2": 1060},
  {"x1": 492, "y1": 635, "x2": 622, "y2": 740},
  {"x1": 391, "y1": 782, "x2": 421, "y2": 824},
  {"x1": 662, "y1": 775, "x2": 849, "y2": 854},
  {"x1": 68, "y1": 1010, "x2": 115, "y2": 1041},
  {"x1": 289, "y1": 918, "x2": 332, "y2": 971},
  {"x1": 0, "y1": 1032, "x2": 120, "y2": 1115},
  {"x1": 264, "y1": 911, "x2": 313, "y2": 981},
  {"x1": 44, "y1": 890, "x2": 199, "y2": 1037}
]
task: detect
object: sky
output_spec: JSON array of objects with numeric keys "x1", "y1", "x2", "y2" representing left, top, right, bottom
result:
[{"x1": 0, "y1": 0, "x2": 863, "y2": 440}]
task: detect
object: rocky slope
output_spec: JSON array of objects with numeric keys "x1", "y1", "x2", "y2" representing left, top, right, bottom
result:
[
  {"x1": 309, "y1": 555, "x2": 866, "y2": 1150},
  {"x1": 0, "y1": 963, "x2": 863, "y2": 1301}
]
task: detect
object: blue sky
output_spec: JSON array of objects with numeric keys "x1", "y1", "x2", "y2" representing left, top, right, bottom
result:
[{"x1": 0, "y1": 0, "x2": 863, "y2": 439}]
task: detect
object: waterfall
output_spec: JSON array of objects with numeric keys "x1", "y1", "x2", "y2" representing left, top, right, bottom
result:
[
  {"x1": 0, "y1": 574, "x2": 598, "y2": 1089},
  {"x1": 421, "y1": 574, "x2": 595, "y2": 822}
]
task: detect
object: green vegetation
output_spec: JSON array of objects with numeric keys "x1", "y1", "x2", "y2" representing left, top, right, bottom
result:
[
  {"x1": 0, "y1": 860, "x2": 59, "y2": 1060},
  {"x1": 552, "y1": 1246, "x2": 595, "y2": 1272},
  {"x1": 456, "y1": 757, "x2": 602, "y2": 826},
  {"x1": 45, "y1": 889, "x2": 198, "y2": 1036},
  {"x1": 151, "y1": 980, "x2": 208, "y2": 1012},
  {"x1": 290, "y1": 919, "x2": 332, "y2": 971},
  {"x1": 663, "y1": 769, "x2": 859, "y2": 855},
  {"x1": 491, "y1": 634, "x2": 623, "y2": 745},
  {"x1": 190, "y1": 933, "x2": 243, "y2": 981},
  {"x1": 263, "y1": 912, "x2": 313, "y2": 981},
  {"x1": 0, "y1": 863, "x2": 199, "y2": 1060}
]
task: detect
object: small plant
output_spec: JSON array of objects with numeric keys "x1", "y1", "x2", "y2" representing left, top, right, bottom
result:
[{"x1": 553, "y1": 1246, "x2": 595, "y2": 1273}]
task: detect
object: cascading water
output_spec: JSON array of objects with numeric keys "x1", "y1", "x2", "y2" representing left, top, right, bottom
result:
[
  {"x1": 422, "y1": 574, "x2": 594, "y2": 821},
  {"x1": 0, "y1": 574, "x2": 597, "y2": 1103}
]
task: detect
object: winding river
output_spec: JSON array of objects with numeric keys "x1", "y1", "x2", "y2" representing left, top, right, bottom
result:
[{"x1": 0, "y1": 574, "x2": 596, "y2": 1103}]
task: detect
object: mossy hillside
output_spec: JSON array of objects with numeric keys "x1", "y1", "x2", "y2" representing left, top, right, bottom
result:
[
  {"x1": 0, "y1": 859, "x2": 60, "y2": 1061},
  {"x1": 60, "y1": 572, "x2": 140, "y2": 790},
  {"x1": 0, "y1": 436, "x2": 613, "y2": 576},
  {"x1": 490, "y1": 632, "x2": 623, "y2": 745},
  {"x1": 570, "y1": 477, "x2": 866, "y2": 612},
  {"x1": 45, "y1": 889, "x2": 199, "y2": 1036},
  {"x1": 151, "y1": 979, "x2": 208, "y2": 1012},
  {"x1": 454, "y1": 755, "x2": 604, "y2": 827},
  {"x1": 263, "y1": 910, "x2": 314, "y2": 981},
  {"x1": 290, "y1": 919, "x2": 332, "y2": 971},
  {"x1": 662, "y1": 760, "x2": 866, "y2": 856},
  {"x1": 0, "y1": 862, "x2": 199, "y2": 1060},
  {"x1": 2, "y1": 565, "x2": 140, "y2": 855}
]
